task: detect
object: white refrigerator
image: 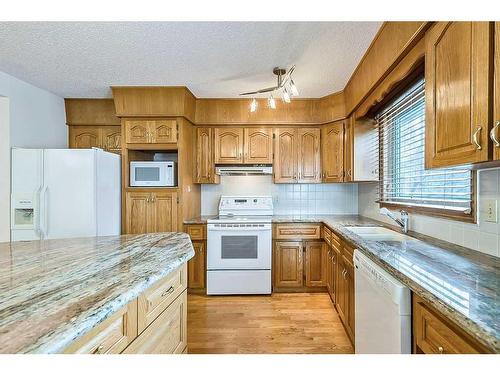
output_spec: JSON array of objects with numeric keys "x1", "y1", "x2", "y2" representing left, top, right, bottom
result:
[{"x1": 11, "y1": 148, "x2": 121, "y2": 241}]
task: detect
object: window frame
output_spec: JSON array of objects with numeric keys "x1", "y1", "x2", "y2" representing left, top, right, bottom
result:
[{"x1": 374, "y1": 75, "x2": 477, "y2": 224}]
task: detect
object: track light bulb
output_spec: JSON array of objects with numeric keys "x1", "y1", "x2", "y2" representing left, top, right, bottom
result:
[
  {"x1": 268, "y1": 95, "x2": 276, "y2": 109},
  {"x1": 250, "y1": 98, "x2": 258, "y2": 112}
]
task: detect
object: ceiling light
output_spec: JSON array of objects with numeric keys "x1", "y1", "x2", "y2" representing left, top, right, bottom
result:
[
  {"x1": 268, "y1": 95, "x2": 276, "y2": 109},
  {"x1": 250, "y1": 98, "x2": 258, "y2": 112},
  {"x1": 290, "y1": 79, "x2": 299, "y2": 96},
  {"x1": 282, "y1": 88, "x2": 291, "y2": 103}
]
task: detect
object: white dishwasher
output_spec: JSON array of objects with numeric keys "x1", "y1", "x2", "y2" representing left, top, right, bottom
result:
[{"x1": 354, "y1": 249, "x2": 411, "y2": 354}]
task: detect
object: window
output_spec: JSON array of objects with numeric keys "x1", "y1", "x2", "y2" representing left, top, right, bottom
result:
[{"x1": 376, "y1": 76, "x2": 474, "y2": 220}]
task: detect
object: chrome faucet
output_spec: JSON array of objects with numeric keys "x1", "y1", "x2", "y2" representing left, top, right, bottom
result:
[{"x1": 380, "y1": 207, "x2": 409, "y2": 233}]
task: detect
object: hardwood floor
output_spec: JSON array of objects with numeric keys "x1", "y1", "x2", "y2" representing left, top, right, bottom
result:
[{"x1": 187, "y1": 293, "x2": 354, "y2": 354}]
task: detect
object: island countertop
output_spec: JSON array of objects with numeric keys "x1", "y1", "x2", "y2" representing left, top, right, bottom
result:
[{"x1": 0, "y1": 233, "x2": 194, "y2": 354}]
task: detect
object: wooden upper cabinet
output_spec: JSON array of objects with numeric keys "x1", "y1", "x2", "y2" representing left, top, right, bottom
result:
[
  {"x1": 425, "y1": 22, "x2": 493, "y2": 168},
  {"x1": 273, "y1": 128, "x2": 297, "y2": 183},
  {"x1": 304, "y1": 241, "x2": 326, "y2": 287},
  {"x1": 322, "y1": 121, "x2": 345, "y2": 182},
  {"x1": 493, "y1": 22, "x2": 500, "y2": 161},
  {"x1": 297, "y1": 128, "x2": 321, "y2": 183},
  {"x1": 125, "y1": 191, "x2": 177, "y2": 234},
  {"x1": 100, "y1": 126, "x2": 122, "y2": 154},
  {"x1": 343, "y1": 118, "x2": 354, "y2": 182},
  {"x1": 195, "y1": 127, "x2": 218, "y2": 183},
  {"x1": 124, "y1": 120, "x2": 177, "y2": 144},
  {"x1": 273, "y1": 241, "x2": 303, "y2": 288},
  {"x1": 214, "y1": 127, "x2": 244, "y2": 164},
  {"x1": 69, "y1": 126, "x2": 101, "y2": 149},
  {"x1": 243, "y1": 128, "x2": 273, "y2": 164}
]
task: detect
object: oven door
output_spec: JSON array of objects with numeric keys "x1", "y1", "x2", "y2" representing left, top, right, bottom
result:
[{"x1": 207, "y1": 223, "x2": 272, "y2": 270}]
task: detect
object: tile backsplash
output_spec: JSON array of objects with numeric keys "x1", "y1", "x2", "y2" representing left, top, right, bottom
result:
[
  {"x1": 201, "y1": 175, "x2": 359, "y2": 216},
  {"x1": 358, "y1": 168, "x2": 500, "y2": 258}
]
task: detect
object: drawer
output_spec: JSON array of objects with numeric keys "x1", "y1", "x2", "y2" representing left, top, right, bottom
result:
[
  {"x1": 330, "y1": 230, "x2": 342, "y2": 249},
  {"x1": 62, "y1": 300, "x2": 138, "y2": 354},
  {"x1": 123, "y1": 291, "x2": 187, "y2": 354},
  {"x1": 322, "y1": 226, "x2": 331, "y2": 245},
  {"x1": 138, "y1": 264, "x2": 187, "y2": 333},
  {"x1": 413, "y1": 296, "x2": 483, "y2": 354},
  {"x1": 274, "y1": 224, "x2": 321, "y2": 240},
  {"x1": 185, "y1": 224, "x2": 206, "y2": 240},
  {"x1": 342, "y1": 242, "x2": 354, "y2": 261}
]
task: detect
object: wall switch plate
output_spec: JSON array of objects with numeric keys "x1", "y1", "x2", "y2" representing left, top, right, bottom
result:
[{"x1": 484, "y1": 199, "x2": 498, "y2": 223}]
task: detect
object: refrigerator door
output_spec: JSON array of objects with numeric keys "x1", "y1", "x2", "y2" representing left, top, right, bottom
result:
[
  {"x1": 11, "y1": 148, "x2": 43, "y2": 241},
  {"x1": 42, "y1": 149, "x2": 97, "y2": 239},
  {"x1": 95, "y1": 149, "x2": 121, "y2": 236}
]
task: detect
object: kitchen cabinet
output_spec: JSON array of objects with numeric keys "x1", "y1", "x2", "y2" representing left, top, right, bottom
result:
[
  {"x1": 321, "y1": 121, "x2": 345, "y2": 182},
  {"x1": 334, "y1": 239, "x2": 355, "y2": 344},
  {"x1": 195, "y1": 127, "x2": 219, "y2": 184},
  {"x1": 188, "y1": 241, "x2": 206, "y2": 290},
  {"x1": 213, "y1": 127, "x2": 273, "y2": 164},
  {"x1": 124, "y1": 119, "x2": 177, "y2": 144},
  {"x1": 425, "y1": 22, "x2": 493, "y2": 168},
  {"x1": 343, "y1": 117, "x2": 354, "y2": 181},
  {"x1": 493, "y1": 22, "x2": 500, "y2": 161},
  {"x1": 304, "y1": 241, "x2": 326, "y2": 287},
  {"x1": 273, "y1": 241, "x2": 304, "y2": 288},
  {"x1": 297, "y1": 128, "x2": 321, "y2": 183},
  {"x1": 125, "y1": 191, "x2": 178, "y2": 234},
  {"x1": 243, "y1": 128, "x2": 273, "y2": 164},
  {"x1": 274, "y1": 128, "x2": 321, "y2": 183},
  {"x1": 214, "y1": 127, "x2": 244, "y2": 163},
  {"x1": 322, "y1": 226, "x2": 338, "y2": 304},
  {"x1": 69, "y1": 125, "x2": 122, "y2": 154},
  {"x1": 413, "y1": 295, "x2": 489, "y2": 354}
]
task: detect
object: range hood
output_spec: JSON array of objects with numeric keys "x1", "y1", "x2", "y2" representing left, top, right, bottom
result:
[{"x1": 215, "y1": 165, "x2": 273, "y2": 176}]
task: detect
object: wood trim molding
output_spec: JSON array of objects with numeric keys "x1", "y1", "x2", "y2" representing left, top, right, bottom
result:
[{"x1": 65, "y1": 98, "x2": 120, "y2": 126}]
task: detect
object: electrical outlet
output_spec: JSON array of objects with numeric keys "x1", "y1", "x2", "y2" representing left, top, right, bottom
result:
[{"x1": 484, "y1": 199, "x2": 498, "y2": 223}]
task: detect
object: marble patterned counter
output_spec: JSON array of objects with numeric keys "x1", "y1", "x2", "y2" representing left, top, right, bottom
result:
[
  {"x1": 0, "y1": 233, "x2": 194, "y2": 354},
  {"x1": 186, "y1": 214, "x2": 499, "y2": 352}
]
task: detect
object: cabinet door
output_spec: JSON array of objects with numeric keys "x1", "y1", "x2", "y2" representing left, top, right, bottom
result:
[
  {"x1": 304, "y1": 241, "x2": 326, "y2": 287},
  {"x1": 332, "y1": 243, "x2": 341, "y2": 305},
  {"x1": 325, "y1": 245, "x2": 333, "y2": 296},
  {"x1": 188, "y1": 241, "x2": 206, "y2": 289},
  {"x1": 336, "y1": 259, "x2": 347, "y2": 324},
  {"x1": 101, "y1": 126, "x2": 122, "y2": 154},
  {"x1": 214, "y1": 127, "x2": 244, "y2": 164},
  {"x1": 151, "y1": 120, "x2": 177, "y2": 144},
  {"x1": 273, "y1": 128, "x2": 297, "y2": 183},
  {"x1": 124, "y1": 120, "x2": 150, "y2": 144},
  {"x1": 273, "y1": 241, "x2": 303, "y2": 288},
  {"x1": 195, "y1": 127, "x2": 218, "y2": 183},
  {"x1": 344, "y1": 262, "x2": 355, "y2": 342},
  {"x1": 125, "y1": 192, "x2": 151, "y2": 234},
  {"x1": 151, "y1": 192, "x2": 178, "y2": 232},
  {"x1": 322, "y1": 121, "x2": 344, "y2": 182},
  {"x1": 69, "y1": 126, "x2": 101, "y2": 149},
  {"x1": 297, "y1": 128, "x2": 321, "y2": 183},
  {"x1": 243, "y1": 128, "x2": 273, "y2": 163},
  {"x1": 343, "y1": 118, "x2": 354, "y2": 181},
  {"x1": 493, "y1": 22, "x2": 500, "y2": 161},
  {"x1": 425, "y1": 22, "x2": 492, "y2": 168}
]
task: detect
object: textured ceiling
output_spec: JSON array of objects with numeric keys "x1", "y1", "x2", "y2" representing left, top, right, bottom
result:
[{"x1": 0, "y1": 22, "x2": 382, "y2": 98}]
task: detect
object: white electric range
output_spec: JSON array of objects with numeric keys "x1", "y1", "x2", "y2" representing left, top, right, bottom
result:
[{"x1": 206, "y1": 196, "x2": 273, "y2": 295}]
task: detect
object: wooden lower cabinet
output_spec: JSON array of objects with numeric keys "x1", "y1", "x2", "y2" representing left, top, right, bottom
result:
[
  {"x1": 188, "y1": 241, "x2": 206, "y2": 290},
  {"x1": 273, "y1": 241, "x2": 304, "y2": 288},
  {"x1": 125, "y1": 191, "x2": 178, "y2": 234},
  {"x1": 123, "y1": 291, "x2": 187, "y2": 354},
  {"x1": 304, "y1": 241, "x2": 326, "y2": 287}
]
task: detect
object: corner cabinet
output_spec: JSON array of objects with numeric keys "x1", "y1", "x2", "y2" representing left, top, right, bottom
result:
[
  {"x1": 274, "y1": 128, "x2": 321, "y2": 183},
  {"x1": 125, "y1": 191, "x2": 178, "y2": 234},
  {"x1": 321, "y1": 121, "x2": 345, "y2": 182},
  {"x1": 425, "y1": 22, "x2": 493, "y2": 168}
]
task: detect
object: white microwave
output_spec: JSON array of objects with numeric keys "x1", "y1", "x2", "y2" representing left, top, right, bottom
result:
[{"x1": 130, "y1": 161, "x2": 177, "y2": 187}]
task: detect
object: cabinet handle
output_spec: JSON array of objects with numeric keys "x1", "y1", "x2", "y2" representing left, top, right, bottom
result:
[
  {"x1": 490, "y1": 121, "x2": 500, "y2": 147},
  {"x1": 438, "y1": 346, "x2": 444, "y2": 354},
  {"x1": 92, "y1": 344, "x2": 104, "y2": 354},
  {"x1": 152, "y1": 194, "x2": 156, "y2": 203},
  {"x1": 472, "y1": 126, "x2": 482, "y2": 150},
  {"x1": 161, "y1": 286, "x2": 175, "y2": 297}
]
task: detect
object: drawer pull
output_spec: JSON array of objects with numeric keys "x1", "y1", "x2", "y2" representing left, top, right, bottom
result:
[
  {"x1": 161, "y1": 286, "x2": 175, "y2": 297},
  {"x1": 438, "y1": 346, "x2": 444, "y2": 354},
  {"x1": 92, "y1": 344, "x2": 104, "y2": 354}
]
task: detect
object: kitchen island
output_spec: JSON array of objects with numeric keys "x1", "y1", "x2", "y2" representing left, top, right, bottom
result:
[{"x1": 0, "y1": 233, "x2": 194, "y2": 354}]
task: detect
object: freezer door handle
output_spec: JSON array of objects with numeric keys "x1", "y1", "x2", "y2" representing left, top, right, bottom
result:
[
  {"x1": 33, "y1": 186, "x2": 42, "y2": 237},
  {"x1": 39, "y1": 186, "x2": 48, "y2": 239}
]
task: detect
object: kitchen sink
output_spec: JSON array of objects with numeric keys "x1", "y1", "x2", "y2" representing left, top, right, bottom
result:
[{"x1": 344, "y1": 226, "x2": 412, "y2": 241}]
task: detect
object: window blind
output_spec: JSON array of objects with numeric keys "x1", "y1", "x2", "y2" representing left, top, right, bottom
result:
[{"x1": 376, "y1": 77, "x2": 473, "y2": 213}]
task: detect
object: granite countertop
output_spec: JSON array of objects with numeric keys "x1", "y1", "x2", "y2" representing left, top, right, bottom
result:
[
  {"x1": 185, "y1": 214, "x2": 499, "y2": 352},
  {"x1": 0, "y1": 233, "x2": 194, "y2": 354}
]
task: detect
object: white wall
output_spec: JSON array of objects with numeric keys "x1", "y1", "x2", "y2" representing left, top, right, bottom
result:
[
  {"x1": 358, "y1": 169, "x2": 500, "y2": 258},
  {"x1": 0, "y1": 71, "x2": 67, "y2": 242},
  {"x1": 0, "y1": 97, "x2": 9, "y2": 242},
  {"x1": 201, "y1": 175, "x2": 359, "y2": 216}
]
